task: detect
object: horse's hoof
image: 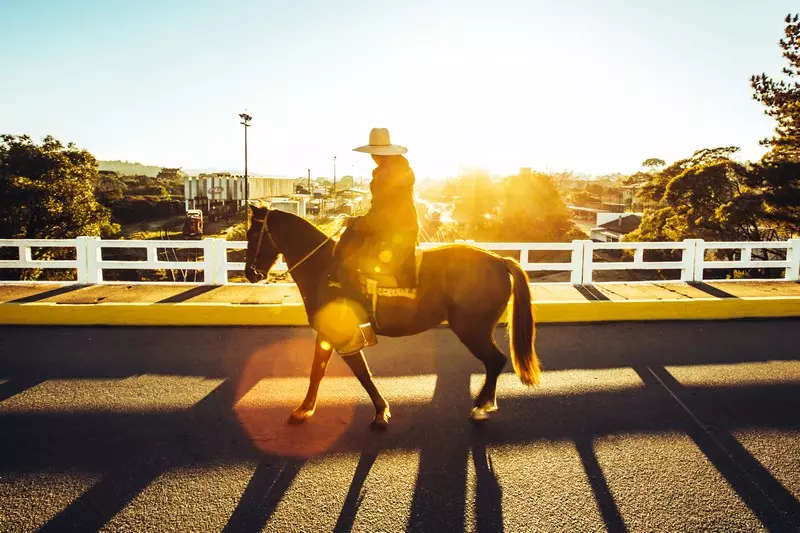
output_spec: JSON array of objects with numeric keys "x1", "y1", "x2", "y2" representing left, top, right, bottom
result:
[
  {"x1": 476, "y1": 401, "x2": 498, "y2": 413},
  {"x1": 369, "y1": 410, "x2": 391, "y2": 431},
  {"x1": 469, "y1": 406, "x2": 490, "y2": 422},
  {"x1": 288, "y1": 409, "x2": 314, "y2": 425}
]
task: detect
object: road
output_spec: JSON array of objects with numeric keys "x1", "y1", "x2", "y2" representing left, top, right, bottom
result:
[{"x1": 1, "y1": 320, "x2": 799, "y2": 532}]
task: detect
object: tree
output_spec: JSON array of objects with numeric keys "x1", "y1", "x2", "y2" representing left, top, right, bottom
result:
[
  {"x1": 335, "y1": 175, "x2": 354, "y2": 191},
  {"x1": 95, "y1": 171, "x2": 126, "y2": 205},
  {"x1": 751, "y1": 13, "x2": 800, "y2": 162},
  {"x1": 642, "y1": 158, "x2": 666, "y2": 169},
  {"x1": 626, "y1": 147, "x2": 772, "y2": 242},
  {"x1": 0, "y1": 135, "x2": 118, "y2": 239},
  {"x1": 745, "y1": 160, "x2": 800, "y2": 234},
  {"x1": 749, "y1": 13, "x2": 800, "y2": 234},
  {"x1": 451, "y1": 170, "x2": 502, "y2": 236},
  {"x1": 567, "y1": 189, "x2": 601, "y2": 208},
  {"x1": 501, "y1": 170, "x2": 584, "y2": 242}
]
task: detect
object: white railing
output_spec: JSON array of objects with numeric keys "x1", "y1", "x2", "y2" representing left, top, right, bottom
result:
[{"x1": 1, "y1": 237, "x2": 798, "y2": 285}]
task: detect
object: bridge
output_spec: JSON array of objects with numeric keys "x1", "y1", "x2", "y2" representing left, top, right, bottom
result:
[{"x1": 1, "y1": 237, "x2": 799, "y2": 531}]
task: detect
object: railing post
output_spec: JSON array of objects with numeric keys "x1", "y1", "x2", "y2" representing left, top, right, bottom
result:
[
  {"x1": 202, "y1": 238, "x2": 217, "y2": 285},
  {"x1": 682, "y1": 239, "x2": 702, "y2": 282},
  {"x1": 787, "y1": 238, "x2": 800, "y2": 281},
  {"x1": 78, "y1": 236, "x2": 102, "y2": 284},
  {"x1": 581, "y1": 240, "x2": 594, "y2": 284},
  {"x1": 692, "y1": 239, "x2": 706, "y2": 282},
  {"x1": 570, "y1": 240, "x2": 584, "y2": 285},
  {"x1": 75, "y1": 237, "x2": 88, "y2": 284},
  {"x1": 213, "y1": 238, "x2": 229, "y2": 285},
  {"x1": 19, "y1": 244, "x2": 32, "y2": 263}
]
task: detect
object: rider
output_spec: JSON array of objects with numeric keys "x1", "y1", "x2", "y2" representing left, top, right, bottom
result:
[{"x1": 329, "y1": 128, "x2": 419, "y2": 345}]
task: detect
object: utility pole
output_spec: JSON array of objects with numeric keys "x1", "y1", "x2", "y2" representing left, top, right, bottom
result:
[
  {"x1": 238, "y1": 112, "x2": 252, "y2": 222},
  {"x1": 307, "y1": 168, "x2": 311, "y2": 195}
]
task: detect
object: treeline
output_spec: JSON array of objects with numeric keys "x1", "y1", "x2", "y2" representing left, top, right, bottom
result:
[
  {"x1": 98, "y1": 160, "x2": 162, "y2": 177},
  {"x1": 96, "y1": 170, "x2": 186, "y2": 224}
]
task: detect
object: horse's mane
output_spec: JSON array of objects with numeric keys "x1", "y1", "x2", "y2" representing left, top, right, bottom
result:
[{"x1": 270, "y1": 209, "x2": 337, "y2": 256}]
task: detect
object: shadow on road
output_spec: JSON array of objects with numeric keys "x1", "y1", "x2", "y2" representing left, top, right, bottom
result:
[
  {"x1": 1, "y1": 319, "x2": 798, "y2": 380},
  {"x1": 0, "y1": 320, "x2": 798, "y2": 531}
]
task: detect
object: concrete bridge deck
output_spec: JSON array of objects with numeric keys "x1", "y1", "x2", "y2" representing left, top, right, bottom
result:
[
  {"x1": 1, "y1": 281, "x2": 800, "y2": 326},
  {"x1": 1, "y1": 321, "x2": 798, "y2": 532}
]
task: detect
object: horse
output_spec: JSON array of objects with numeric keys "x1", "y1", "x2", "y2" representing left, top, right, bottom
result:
[{"x1": 244, "y1": 204, "x2": 540, "y2": 429}]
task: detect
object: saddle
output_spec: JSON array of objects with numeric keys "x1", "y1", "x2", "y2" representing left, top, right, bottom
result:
[
  {"x1": 320, "y1": 233, "x2": 419, "y2": 354},
  {"x1": 356, "y1": 250, "x2": 421, "y2": 320}
]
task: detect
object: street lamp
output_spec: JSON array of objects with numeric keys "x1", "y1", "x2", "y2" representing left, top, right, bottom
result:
[
  {"x1": 333, "y1": 155, "x2": 337, "y2": 210},
  {"x1": 239, "y1": 112, "x2": 252, "y2": 218}
]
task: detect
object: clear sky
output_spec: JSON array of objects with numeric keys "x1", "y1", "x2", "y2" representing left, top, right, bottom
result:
[{"x1": 0, "y1": 0, "x2": 796, "y2": 180}]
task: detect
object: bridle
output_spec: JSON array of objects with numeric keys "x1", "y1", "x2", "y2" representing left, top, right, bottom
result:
[
  {"x1": 249, "y1": 212, "x2": 279, "y2": 272},
  {"x1": 249, "y1": 211, "x2": 340, "y2": 278}
]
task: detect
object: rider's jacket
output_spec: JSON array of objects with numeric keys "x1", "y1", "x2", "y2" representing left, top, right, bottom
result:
[
  {"x1": 351, "y1": 155, "x2": 418, "y2": 236},
  {"x1": 345, "y1": 155, "x2": 418, "y2": 284}
]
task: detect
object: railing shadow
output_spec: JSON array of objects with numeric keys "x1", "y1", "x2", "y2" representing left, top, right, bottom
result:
[
  {"x1": 1, "y1": 321, "x2": 798, "y2": 531},
  {"x1": 635, "y1": 365, "x2": 800, "y2": 531}
]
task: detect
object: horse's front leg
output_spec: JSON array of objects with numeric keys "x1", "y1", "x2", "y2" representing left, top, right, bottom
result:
[
  {"x1": 341, "y1": 350, "x2": 391, "y2": 430},
  {"x1": 289, "y1": 336, "x2": 334, "y2": 424}
]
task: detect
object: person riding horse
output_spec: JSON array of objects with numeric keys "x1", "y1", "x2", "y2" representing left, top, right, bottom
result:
[{"x1": 329, "y1": 128, "x2": 420, "y2": 347}]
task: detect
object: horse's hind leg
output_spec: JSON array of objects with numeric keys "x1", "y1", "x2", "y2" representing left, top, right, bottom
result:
[
  {"x1": 289, "y1": 336, "x2": 334, "y2": 424},
  {"x1": 341, "y1": 350, "x2": 391, "y2": 430},
  {"x1": 451, "y1": 320, "x2": 507, "y2": 421}
]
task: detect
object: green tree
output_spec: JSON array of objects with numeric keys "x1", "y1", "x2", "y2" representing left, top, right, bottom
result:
[
  {"x1": 95, "y1": 170, "x2": 126, "y2": 205},
  {"x1": 626, "y1": 147, "x2": 773, "y2": 242},
  {"x1": 749, "y1": 14, "x2": 800, "y2": 234},
  {"x1": 0, "y1": 135, "x2": 118, "y2": 239},
  {"x1": 746, "y1": 160, "x2": 800, "y2": 234},
  {"x1": 642, "y1": 158, "x2": 666, "y2": 169},
  {"x1": 751, "y1": 13, "x2": 800, "y2": 162}
]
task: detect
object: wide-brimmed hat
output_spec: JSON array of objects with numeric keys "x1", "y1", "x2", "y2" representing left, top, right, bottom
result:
[{"x1": 352, "y1": 127, "x2": 407, "y2": 155}]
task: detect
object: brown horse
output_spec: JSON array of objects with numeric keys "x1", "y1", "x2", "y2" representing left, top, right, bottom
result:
[{"x1": 244, "y1": 204, "x2": 540, "y2": 429}]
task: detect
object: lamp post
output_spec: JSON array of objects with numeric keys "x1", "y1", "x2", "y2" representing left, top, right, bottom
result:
[
  {"x1": 333, "y1": 155, "x2": 337, "y2": 210},
  {"x1": 238, "y1": 112, "x2": 252, "y2": 218}
]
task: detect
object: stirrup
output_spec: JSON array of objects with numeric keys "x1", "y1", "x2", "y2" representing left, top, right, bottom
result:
[
  {"x1": 338, "y1": 322, "x2": 378, "y2": 356},
  {"x1": 360, "y1": 322, "x2": 378, "y2": 347}
]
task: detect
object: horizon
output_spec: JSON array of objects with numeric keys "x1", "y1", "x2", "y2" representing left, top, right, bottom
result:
[{"x1": 1, "y1": 0, "x2": 796, "y2": 179}]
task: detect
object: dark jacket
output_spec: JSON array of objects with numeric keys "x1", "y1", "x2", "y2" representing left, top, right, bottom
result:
[
  {"x1": 338, "y1": 155, "x2": 418, "y2": 284},
  {"x1": 351, "y1": 155, "x2": 418, "y2": 236}
]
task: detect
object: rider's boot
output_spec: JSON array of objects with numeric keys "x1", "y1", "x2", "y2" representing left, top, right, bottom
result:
[{"x1": 325, "y1": 247, "x2": 377, "y2": 354}]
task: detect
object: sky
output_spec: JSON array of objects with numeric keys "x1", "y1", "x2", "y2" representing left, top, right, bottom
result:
[{"x1": 0, "y1": 0, "x2": 797, "y2": 180}]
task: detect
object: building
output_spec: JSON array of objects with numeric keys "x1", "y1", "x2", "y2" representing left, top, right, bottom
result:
[
  {"x1": 269, "y1": 198, "x2": 307, "y2": 218},
  {"x1": 590, "y1": 213, "x2": 643, "y2": 242},
  {"x1": 183, "y1": 173, "x2": 296, "y2": 213}
]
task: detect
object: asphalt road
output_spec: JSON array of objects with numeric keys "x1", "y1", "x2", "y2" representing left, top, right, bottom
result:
[{"x1": 1, "y1": 320, "x2": 799, "y2": 532}]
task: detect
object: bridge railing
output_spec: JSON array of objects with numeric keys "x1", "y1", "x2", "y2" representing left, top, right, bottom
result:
[{"x1": 1, "y1": 237, "x2": 798, "y2": 285}]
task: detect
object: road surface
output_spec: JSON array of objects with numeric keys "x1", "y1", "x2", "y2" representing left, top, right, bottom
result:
[{"x1": 1, "y1": 320, "x2": 799, "y2": 532}]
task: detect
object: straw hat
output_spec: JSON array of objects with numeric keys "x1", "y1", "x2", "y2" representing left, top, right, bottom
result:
[{"x1": 352, "y1": 128, "x2": 407, "y2": 155}]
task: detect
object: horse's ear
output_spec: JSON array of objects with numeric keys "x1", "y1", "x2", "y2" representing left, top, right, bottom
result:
[{"x1": 248, "y1": 200, "x2": 269, "y2": 214}]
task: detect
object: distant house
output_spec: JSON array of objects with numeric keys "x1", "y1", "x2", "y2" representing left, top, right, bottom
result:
[{"x1": 590, "y1": 214, "x2": 642, "y2": 242}]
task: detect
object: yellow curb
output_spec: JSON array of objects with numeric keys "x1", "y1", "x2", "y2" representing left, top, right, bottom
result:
[
  {"x1": 0, "y1": 297, "x2": 799, "y2": 326},
  {"x1": 526, "y1": 297, "x2": 800, "y2": 323}
]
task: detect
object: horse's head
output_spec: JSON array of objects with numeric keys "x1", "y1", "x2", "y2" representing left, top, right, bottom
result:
[{"x1": 245, "y1": 203, "x2": 281, "y2": 283}]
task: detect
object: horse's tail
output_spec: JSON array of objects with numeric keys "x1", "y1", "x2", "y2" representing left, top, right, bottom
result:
[{"x1": 503, "y1": 257, "x2": 541, "y2": 386}]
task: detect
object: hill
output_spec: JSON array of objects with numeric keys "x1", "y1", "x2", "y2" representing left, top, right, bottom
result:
[{"x1": 99, "y1": 160, "x2": 162, "y2": 177}]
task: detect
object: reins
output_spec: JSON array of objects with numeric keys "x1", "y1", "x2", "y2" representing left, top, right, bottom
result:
[{"x1": 251, "y1": 212, "x2": 341, "y2": 277}]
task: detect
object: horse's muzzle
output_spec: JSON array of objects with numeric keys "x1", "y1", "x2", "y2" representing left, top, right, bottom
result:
[{"x1": 246, "y1": 264, "x2": 265, "y2": 283}]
